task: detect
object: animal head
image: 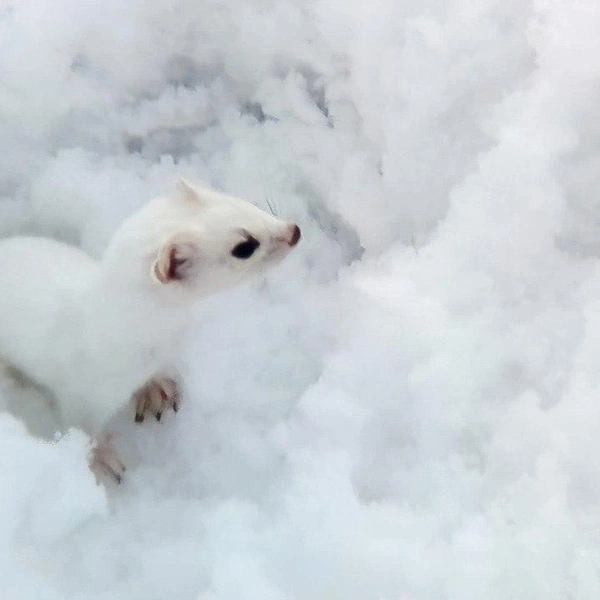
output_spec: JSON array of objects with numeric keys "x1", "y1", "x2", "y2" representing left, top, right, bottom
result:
[{"x1": 105, "y1": 179, "x2": 301, "y2": 298}]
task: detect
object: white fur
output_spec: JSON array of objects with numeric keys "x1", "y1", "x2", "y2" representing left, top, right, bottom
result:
[{"x1": 0, "y1": 180, "x2": 300, "y2": 435}]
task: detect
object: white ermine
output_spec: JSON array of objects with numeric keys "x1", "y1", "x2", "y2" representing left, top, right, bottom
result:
[{"x1": 0, "y1": 180, "x2": 301, "y2": 482}]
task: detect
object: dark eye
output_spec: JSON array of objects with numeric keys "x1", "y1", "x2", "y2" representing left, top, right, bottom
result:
[{"x1": 231, "y1": 236, "x2": 260, "y2": 259}]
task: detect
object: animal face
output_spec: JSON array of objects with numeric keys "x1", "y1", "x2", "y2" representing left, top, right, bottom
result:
[{"x1": 147, "y1": 180, "x2": 301, "y2": 295}]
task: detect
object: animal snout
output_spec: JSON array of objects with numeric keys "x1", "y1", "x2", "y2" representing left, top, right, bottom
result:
[{"x1": 288, "y1": 224, "x2": 301, "y2": 247}]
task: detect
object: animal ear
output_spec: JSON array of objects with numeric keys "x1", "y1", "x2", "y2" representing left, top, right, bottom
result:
[
  {"x1": 176, "y1": 178, "x2": 214, "y2": 206},
  {"x1": 152, "y1": 231, "x2": 201, "y2": 284},
  {"x1": 177, "y1": 178, "x2": 200, "y2": 202}
]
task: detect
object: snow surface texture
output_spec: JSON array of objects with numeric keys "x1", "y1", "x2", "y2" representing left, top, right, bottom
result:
[{"x1": 1, "y1": 0, "x2": 600, "y2": 598}]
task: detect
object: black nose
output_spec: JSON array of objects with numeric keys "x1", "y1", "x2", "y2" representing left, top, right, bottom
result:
[{"x1": 289, "y1": 224, "x2": 301, "y2": 247}]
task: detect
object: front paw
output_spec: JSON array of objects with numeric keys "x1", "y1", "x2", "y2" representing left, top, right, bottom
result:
[{"x1": 132, "y1": 376, "x2": 180, "y2": 423}]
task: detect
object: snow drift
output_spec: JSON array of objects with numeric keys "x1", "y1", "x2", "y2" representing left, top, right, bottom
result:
[{"x1": 1, "y1": 0, "x2": 600, "y2": 598}]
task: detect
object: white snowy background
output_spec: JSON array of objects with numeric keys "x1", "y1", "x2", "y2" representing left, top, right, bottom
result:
[{"x1": 0, "y1": 0, "x2": 600, "y2": 598}]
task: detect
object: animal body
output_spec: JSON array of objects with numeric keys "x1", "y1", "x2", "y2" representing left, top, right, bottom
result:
[{"x1": 0, "y1": 180, "x2": 301, "y2": 481}]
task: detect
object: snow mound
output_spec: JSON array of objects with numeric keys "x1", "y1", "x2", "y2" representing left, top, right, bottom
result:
[{"x1": 1, "y1": 0, "x2": 600, "y2": 598}]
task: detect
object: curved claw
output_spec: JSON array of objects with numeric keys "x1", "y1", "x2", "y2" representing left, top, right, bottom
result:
[
  {"x1": 132, "y1": 376, "x2": 182, "y2": 424},
  {"x1": 90, "y1": 435, "x2": 126, "y2": 485}
]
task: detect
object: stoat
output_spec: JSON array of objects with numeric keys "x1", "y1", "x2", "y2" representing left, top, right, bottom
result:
[{"x1": 0, "y1": 180, "x2": 301, "y2": 482}]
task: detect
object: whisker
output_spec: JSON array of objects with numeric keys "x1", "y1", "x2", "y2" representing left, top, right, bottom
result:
[{"x1": 265, "y1": 193, "x2": 278, "y2": 217}]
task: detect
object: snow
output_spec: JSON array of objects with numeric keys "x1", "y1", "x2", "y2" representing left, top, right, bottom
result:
[{"x1": 1, "y1": 0, "x2": 600, "y2": 597}]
